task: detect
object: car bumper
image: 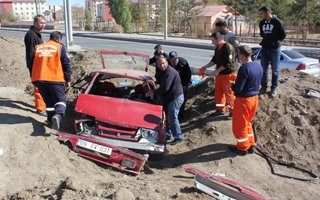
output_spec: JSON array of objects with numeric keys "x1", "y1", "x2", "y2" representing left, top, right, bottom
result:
[
  {"x1": 84, "y1": 133, "x2": 166, "y2": 153},
  {"x1": 299, "y1": 68, "x2": 320, "y2": 77}
]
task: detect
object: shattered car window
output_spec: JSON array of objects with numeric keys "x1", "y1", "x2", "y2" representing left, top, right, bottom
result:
[{"x1": 101, "y1": 52, "x2": 149, "y2": 72}]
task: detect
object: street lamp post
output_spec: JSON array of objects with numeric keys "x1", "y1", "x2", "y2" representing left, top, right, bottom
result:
[
  {"x1": 63, "y1": 0, "x2": 69, "y2": 49},
  {"x1": 164, "y1": 0, "x2": 168, "y2": 40},
  {"x1": 63, "y1": 0, "x2": 73, "y2": 50}
]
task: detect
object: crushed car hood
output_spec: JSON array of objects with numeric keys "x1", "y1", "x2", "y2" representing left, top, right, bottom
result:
[{"x1": 75, "y1": 94, "x2": 163, "y2": 130}]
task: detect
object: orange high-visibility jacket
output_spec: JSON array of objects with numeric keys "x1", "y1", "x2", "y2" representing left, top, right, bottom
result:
[{"x1": 31, "y1": 40, "x2": 65, "y2": 82}]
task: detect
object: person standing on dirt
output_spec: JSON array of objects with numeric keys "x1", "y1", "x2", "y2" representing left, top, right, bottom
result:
[
  {"x1": 31, "y1": 31, "x2": 71, "y2": 131},
  {"x1": 259, "y1": 6, "x2": 287, "y2": 98},
  {"x1": 200, "y1": 32, "x2": 237, "y2": 120},
  {"x1": 229, "y1": 45, "x2": 263, "y2": 156},
  {"x1": 168, "y1": 51, "x2": 192, "y2": 120},
  {"x1": 154, "y1": 57, "x2": 184, "y2": 145},
  {"x1": 24, "y1": 15, "x2": 47, "y2": 116}
]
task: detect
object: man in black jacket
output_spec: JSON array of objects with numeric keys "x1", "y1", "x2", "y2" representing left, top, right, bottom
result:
[
  {"x1": 154, "y1": 57, "x2": 184, "y2": 145},
  {"x1": 24, "y1": 15, "x2": 46, "y2": 116},
  {"x1": 168, "y1": 51, "x2": 192, "y2": 120},
  {"x1": 259, "y1": 6, "x2": 287, "y2": 98}
]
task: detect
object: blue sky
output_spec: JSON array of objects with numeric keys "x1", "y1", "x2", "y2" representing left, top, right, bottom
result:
[{"x1": 45, "y1": 0, "x2": 85, "y2": 6}]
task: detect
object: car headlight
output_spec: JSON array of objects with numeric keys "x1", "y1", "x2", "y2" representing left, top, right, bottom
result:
[{"x1": 137, "y1": 128, "x2": 159, "y2": 140}]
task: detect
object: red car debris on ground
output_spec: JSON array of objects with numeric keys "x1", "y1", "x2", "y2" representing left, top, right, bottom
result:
[{"x1": 57, "y1": 51, "x2": 166, "y2": 175}]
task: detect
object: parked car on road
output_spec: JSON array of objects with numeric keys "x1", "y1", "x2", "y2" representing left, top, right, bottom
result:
[{"x1": 251, "y1": 47, "x2": 320, "y2": 77}]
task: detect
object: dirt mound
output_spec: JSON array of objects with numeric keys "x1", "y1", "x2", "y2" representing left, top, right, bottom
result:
[
  {"x1": 0, "y1": 35, "x2": 29, "y2": 88},
  {"x1": 255, "y1": 70, "x2": 320, "y2": 174}
]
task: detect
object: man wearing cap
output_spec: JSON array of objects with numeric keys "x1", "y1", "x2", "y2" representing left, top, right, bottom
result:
[
  {"x1": 168, "y1": 51, "x2": 192, "y2": 120},
  {"x1": 258, "y1": 6, "x2": 286, "y2": 98},
  {"x1": 200, "y1": 32, "x2": 237, "y2": 120},
  {"x1": 32, "y1": 31, "x2": 71, "y2": 131}
]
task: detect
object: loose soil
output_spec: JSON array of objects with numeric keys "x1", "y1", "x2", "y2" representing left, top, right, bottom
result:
[{"x1": 0, "y1": 34, "x2": 319, "y2": 200}]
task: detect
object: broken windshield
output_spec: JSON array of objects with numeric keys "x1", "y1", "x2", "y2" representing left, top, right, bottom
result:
[{"x1": 100, "y1": 51, "x2": 150, "y2": 72}]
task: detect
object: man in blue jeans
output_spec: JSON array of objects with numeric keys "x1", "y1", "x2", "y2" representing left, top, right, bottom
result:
[
  {"x1": 259, "y1": 6, "x2": 286, "y2": 97},
  {"x1": 154, "y1": 57, "x2": 184, "y2": 145}
]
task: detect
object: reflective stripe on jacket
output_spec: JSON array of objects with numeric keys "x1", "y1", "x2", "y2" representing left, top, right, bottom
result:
[{"x1": 31, "y1": 40, "x2": 64, "y2": 82}]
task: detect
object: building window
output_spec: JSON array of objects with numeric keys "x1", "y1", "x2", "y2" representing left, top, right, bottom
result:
[
  {"x1": 27, "y1": 12, "x2": 29, "y2": 15},
  {"x1": 21, "y1": 7, "x2": 23, "y2": 10},
  {"x1": 15, "y1": 8, "x2": 17, "y2": 10},
  {"x1": 26, "y1": 7, "x2": 28, "y2": 10}
]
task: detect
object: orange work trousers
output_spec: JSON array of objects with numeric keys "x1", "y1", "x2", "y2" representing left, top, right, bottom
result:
[
  {"x1": 214, "y1": 74, "x2": 237, "y2": 112},
  {"x1": 232, "y1": 96, "x2": 258, "y2": 151},
  {"x1": 34, "y1": 86, "x2": 46, "y2": 112}
]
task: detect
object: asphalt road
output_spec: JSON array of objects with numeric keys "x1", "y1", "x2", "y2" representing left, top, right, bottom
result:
[{"x1": 0, "y1": 29, "x2": 213, "y2": 68}]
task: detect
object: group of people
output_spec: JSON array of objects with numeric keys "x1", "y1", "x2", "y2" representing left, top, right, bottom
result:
[
  {"x1": 24, "y1": 15, "x2": 71, "y2": 131},
  {"x1": 24, "y1": 5, "x2": 286, "y2": 154}
]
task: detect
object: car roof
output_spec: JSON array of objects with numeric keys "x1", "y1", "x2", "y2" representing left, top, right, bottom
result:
[{"x1": 93, "y1": 69, "x2": 154, "y2": 81}]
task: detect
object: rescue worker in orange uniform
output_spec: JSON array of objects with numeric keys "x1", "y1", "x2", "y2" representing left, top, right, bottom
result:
[
  {"x1": 31, "y1": 31, "x2": 71, "y2": 130},
  {"x1": 229, "y1": 45, "x2": 263, "y2": 156},
  {"x1": 200, "y1": 32, "x2": 236, "y2": 120},
  {"x1": 24, "y1": 15, "x2": 47, "y2": 116}
]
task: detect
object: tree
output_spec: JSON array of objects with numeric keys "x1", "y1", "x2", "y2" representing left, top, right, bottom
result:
[
  {"x1": 130, "y1": 1, "x2": 148, "y2": 32},
  {"x1": 0, "y1": 5, "x2": 8, "y2": 23},
  {"x1": 109, "y1": 0, "x2": 132, "y2": 32},
  {"x1": 72, "y1": 5, "x2": 85, "y2": 30},
  {"x1": 85, "y1": 11, "x2": 93, "y2": 31}
]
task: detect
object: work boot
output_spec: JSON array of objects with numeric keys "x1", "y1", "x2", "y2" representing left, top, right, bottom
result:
[
  {"x1": 229, "y1": 146, "x2": 248, "y2": 156},
  {"x1": 211, "y1": 110, "x2": 224, "y2": 117},
  {"x1": 248, "y1": 146, "x2": 256, "y2": 154},
  {"x1": 270, "y1": 89, "x2": 277, "y2": 98},
  {"x1": 259, "y1": 87, "x2": 267, "y2": 95},
  {"x1": 226, "y1": 113, "x2": 232, "y2": 120},
  {"x1": 37, "y1": 110, "x2": 47, "y2": 117},
  {"x1": 51, "y1": 114, "x2": 62, "y2": 131},
  {"x1": 170, "y1": 138, "x2": 183, "y2": 146}
]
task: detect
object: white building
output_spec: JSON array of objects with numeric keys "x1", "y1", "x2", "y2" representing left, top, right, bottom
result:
[{"x1": 11, "y1": 0, "x2": 47, "y2": 21}]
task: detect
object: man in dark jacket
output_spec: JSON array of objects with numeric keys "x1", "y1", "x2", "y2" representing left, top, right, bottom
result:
[
  {"x1": 168, "y1": 51, "x2": 192, "y2": 120},
  {"x1": 24, "y1": 15, "x2": 46, "y2": 116},
  {"x1": 32, "y1": 31, "x2": 71, "y2": 131},
  {"x1": 259, "y1": 6, "x2": 287, "y2": 98},
  {"x1": 230, "y1": 45, "x2": 263, "y2": 156},
  {"x1": 154, "y1": 57, "x2": 184, "y2": 145}
]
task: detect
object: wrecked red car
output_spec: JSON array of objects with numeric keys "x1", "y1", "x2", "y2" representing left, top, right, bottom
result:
[{"x1": 57, "y1": 51, "x2": 166, "y2": 174}]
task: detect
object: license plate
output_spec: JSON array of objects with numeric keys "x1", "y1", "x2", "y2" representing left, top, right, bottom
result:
[{"x1": 76, "y1": 139, "x2": 112, "y2": 156}]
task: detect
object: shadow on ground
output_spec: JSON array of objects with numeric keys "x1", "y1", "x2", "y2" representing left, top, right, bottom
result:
[{"x1": 150, "y1": 143, "x2": 235, "y2": 169}]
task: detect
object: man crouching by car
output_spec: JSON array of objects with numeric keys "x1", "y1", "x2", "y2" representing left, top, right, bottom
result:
[{"x1": 154, "y1": 57, "x2": 184, "y2": 145}]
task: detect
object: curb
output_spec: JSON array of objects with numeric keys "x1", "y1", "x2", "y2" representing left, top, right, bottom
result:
[
  {"x1": 72, "y1": 33, "x2": 215, "y2": 50},
  {"x1": 0, "y1": 27, "x2": 214, "y2": 50}
]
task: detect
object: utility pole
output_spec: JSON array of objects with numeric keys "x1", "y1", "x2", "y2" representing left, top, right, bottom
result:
[
  {"x1": 34, "y1": 0, "x2": 39, "y2": 15},
  {"x1": 63, "y1": 0, "x2": 73, "y2": 50},
  {"x1": 164, "y1": 0, "x2": 168, "y2": 40},
  {"x1": 66, "y1": 0, "x2": 73, "y2": 44},
  {"x1": 63, "y1": 0, "x2": 69, "y2": 49}
]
